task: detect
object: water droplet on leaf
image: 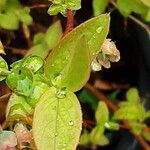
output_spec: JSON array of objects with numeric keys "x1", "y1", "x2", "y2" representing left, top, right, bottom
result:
[
  {"x1": 96, "y1": 27, "x2": 103, "y2": 33},
  {"x1": 69, "y1": 121, "x2": 74, "y2": 126},
  {"x1": 56, "y1": 87, "x2": 66, "y2": 99}
]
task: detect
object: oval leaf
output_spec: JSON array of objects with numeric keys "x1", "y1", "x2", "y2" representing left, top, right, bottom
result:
[{"x1": 33, "y1": 87, "x2": 82, "y2": 150}]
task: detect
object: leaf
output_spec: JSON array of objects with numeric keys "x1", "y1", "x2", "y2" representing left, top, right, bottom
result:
[
  {"x1": 0, "y1": 0, "x2": 6, "y2": 12},
  {"x1": 0, "y1": 12, "x2": 19, "y2": 30},
  {"x1": 126, "y1": 88, "x2": 139, "y2": 103},
  {"x1": 45, "y1": 35, "x2": 91, "y2": 92},
  {"x1": 0, "y1": 56, "x2": 9, "y2": 81},
  {"x1": 22, "y1": 55, "x2": 45, "y2": 73},
  {"x1": 33, "y1": 87, "x2": 82, "y2": 150},
  {"x1": 15, "y1": 7, "x2": 33, "y2": 25},
  {"x1": 45, "y1": 20, "x2": 62, "y2": 49},
  {"x1": 6, "y1": 93, "x2": 33, "y2": 121},
  {"x1": 113, "y1": 103, "x2": 145, "y2": 122},
  {"x1": 6, "y1": 67, "x2": 33, "y2": 96},
  {"x1": 80, "y1": 129, "x2": 90, "y2": 145},
  {"x1": 104, "y1": 122, "x2": 120, "y2": 130},
  {"x1": 26, "y1": 75, "x2": 50, "y2": 107},
  {"x1": 117, "y1": 0, "x2": 148, "y2": 18},
  {"x1": 93, "y1": 0, "x2": 109, "y2": 16},
  {"x1": 90, "y1": 126, "x2": 109, "y2": 146},
  {"x1": 0, "y1": 130, "x2": 17, "y2": 150},
  {"x1": 95, "y1": 101, "x2": 109, "y2": 124}
]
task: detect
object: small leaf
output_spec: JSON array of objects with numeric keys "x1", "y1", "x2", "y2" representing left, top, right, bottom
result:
[
  {"x1": 80, "y1": 129, "x2": 90, "y2": 145},
  {"x1": 0, "y1": 130, "x2": 17, "y2": 150},
  {"x1": 45, "y1": 20, "x2": 62, "y2": 49},
  {"x1": 126, "y1": 88, "x2": 139, "y2": 103},
  {"x1": 22, "y1": 55, "x2": 45, "y2": 73},
  {"x1": 95, "y1": 101, "x2": 109, "y2": 124},
  {"x1": 6, "y1": 67, "x2": 33, "y2": 96},
  {"x1": 113, "y1": 103, "x2": 145, "y2": 122},
  {"x1": 26, "y1": 75, "x2": 50, "y2": 107},
  {"x1": 90, "y1": 126, "x2": 109, "y2": 146},
  {"x1": 0, "y1": 56, "x2": 9, "y2": 81},
  {"x1": 15, "y1": 7, "x2": 33, "y2": 25},
  {"x1": 6, "y1": 93, "x2": 33, "y2": 121},
  {"x1": 33, "y1": 87, "x2": 82, "y2": 150},
  {"x1": 0, "y1": 0, "x2": 6, "y2": 12},
  {"x1": 45, "y1": 35, "x2": 91, "y2": 92},
  {"x1": 33, "y1": 33, "x2": 45, "y2": 45},
  {"x1": 93, "y1": 0, "x2": 109, "y2": 16},
  {"x1": 0, "y1": 12, "x2": 19, "y2": 30}
]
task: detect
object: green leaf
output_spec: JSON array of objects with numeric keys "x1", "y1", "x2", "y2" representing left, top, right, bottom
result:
[
  {"x1": 5, "y1": 0, "x2": 19, "y2": 10},
  {"x1": 93, "y1": 0, "x2": 109, "y2": 16},
  {"x1": 15, "y1": 7, "x2": 33, "y2": 25},
  {"x1": 126, "y1": 88, "x2": 139, "y2": 103},
  {"x1": 33, "y1": 33, "x2": 45, "y2": 45},
  {"x1": 45, "y1": 35, "x2": 91, "y2": 92},
  {"x1": 95, "y1": 101, "x2": 109, "y2": 124},
  {"x1": 6, "y1": 93, "x2": 33, "y2": 121},
  {"x1": 117, "y1": 0, "x2": 148, "y2": 18},
  {"x1": 90, "y1": 126, "x2": 109, "y2": 146},
  {"x1": 0, "y1": 12, "x2": 19, "y2": 30},
  {"x1": 0, "y1": 56, "x2": 9, "y2": 81},
  {"x1": 80, "y1": 129, "x2": 90, "y2": 145},
  {"x1": 6, "y1": 67, "x2": 33, "y2": 96},
  {"x1": 22, "y1": 55, "x2": 45, "y2": 73},
  {"x1": 113, "y1": 103, "x2": 145, "y2": 122},
  {"x1": 33, "y1": 87, "x2": 82, "y2": 150},
  {"x1": 45, "y1": 20, "x2": 62, "y2": 49},
  {"x1": 26, "y1": 75, "x2": 50, "y2": 107}
]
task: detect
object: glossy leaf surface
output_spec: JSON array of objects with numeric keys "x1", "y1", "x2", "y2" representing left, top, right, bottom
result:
[{"x1": 33, "y1": 87, "x2": 82, "y2": 150}]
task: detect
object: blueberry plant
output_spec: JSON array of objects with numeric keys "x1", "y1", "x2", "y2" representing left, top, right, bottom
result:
[{"x1": 0, "y1": 0, "x2": 150, "y2": 150}]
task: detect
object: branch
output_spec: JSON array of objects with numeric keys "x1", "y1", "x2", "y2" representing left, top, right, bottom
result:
[
  {"x1": 63, "y1": 10, "x2": 74, "y2": 36},
  {"x1": 85, "y1": 83, "x2": 150, "y2": 150}
]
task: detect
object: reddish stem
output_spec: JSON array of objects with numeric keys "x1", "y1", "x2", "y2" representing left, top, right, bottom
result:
[{"x1": 63, "y1": 10, "x2": 74, "y2": 36}]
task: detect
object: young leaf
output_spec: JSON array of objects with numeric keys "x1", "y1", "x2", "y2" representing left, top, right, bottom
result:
[
  {"x1": 6, "y1": 93, "x2": 33, "y2": 121},
  {"x1": 33, "y1": 87, "x2": 82, "y2": 150},
  {"x1": 90, "y1": 125, "x2": 109, "y2": 146},
  {"x1": 126, "y1": 88, "x2": 139, "y2": 103},
  {"x1": 142, "y1": 130, "x2": 150, "y2": 142},
  {"x1": 45, "y1": 35, "x2": 91, "y2": 92},
  {"x1": 113, "y1": 103, "x2": 145, "y2": 122},
  {"x1": 104, "y1": 122, "x2": 120, "y2": 130},
  {"x1": 0, "y1": 56, "x2": 9, "y2": 81},
  {"x1": 15, "y1": 7, "x2": 33, "y2": 25},
  {"x1": 93, "y1": 0, "x2": 109, "y2": 16},
  {"x1": 0, "y1": 12, "x2": 19, "y2": 30},
  {"x1": 45, "y1": 20, "x2": 62, "y2": 50},
  {"x1": 95, "y1": 101, "x2": 109, "y2": 124},
  {"x1": 6, "y1": 67, "x2": 33, "y2": 96},
  {"x1": 80, "y1": 129, "x2": 90, "y2": 145}
]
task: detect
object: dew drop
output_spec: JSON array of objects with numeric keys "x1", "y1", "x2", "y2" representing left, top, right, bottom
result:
[
  {"x1": 56, "y1": 88, "x2": 66, "y2": 99},
  {"x1": 91, "y1": 59, "x2": 102, "y2": 71},
  {"x1": 69, "y1": 121, "x2": 74, "y2": 126},
  {"x1": 96, "y1": 27, "x2": 103, "y2": 33}
]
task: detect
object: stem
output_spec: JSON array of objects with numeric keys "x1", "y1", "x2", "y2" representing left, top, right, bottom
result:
[
  {"x1": 30, "y1": 4, "x2": 49, "y2": 9},
  {"x1": 63, "y1": 10, "x2": 74, "y2": 36},
  {"x1": 85, "y1": 83, "x2": 150, "y2": 150}
]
